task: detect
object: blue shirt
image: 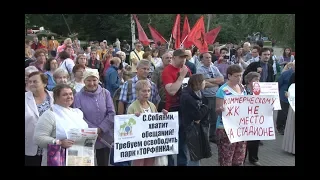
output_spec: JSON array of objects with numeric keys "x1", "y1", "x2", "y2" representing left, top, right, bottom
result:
[
  {"x1": 216, "y1": 83, "x2": 247, "y2": 129},
  {"x1": 278, "y1": 69, "x2": 294, "y2": 103},
  {"x1": 105, "y1": 66, "x2": 120, "y2": 97},
  {"x1": 44, "y1": 71, "x2": 56, "y2": 91}
]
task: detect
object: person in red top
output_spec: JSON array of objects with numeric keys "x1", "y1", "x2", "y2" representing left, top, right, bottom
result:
[
  {"x1": 162, "y1": 49, "x2": 192, "y2": 111},
  {"x1": 161, "y1": 49, "x2": 191, "y2": 166},
  {"x1": 31, "y1": 37, "x2": 46, "y2": 51}
]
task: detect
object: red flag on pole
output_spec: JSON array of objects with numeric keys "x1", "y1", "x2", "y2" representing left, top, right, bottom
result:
[
  {"x1": 132, "y1": 14, "x2": 150, "y2": 46},
  {"x1": 148, "y1": 24, "x2": 167, "y2": 45},
  {"x1": 205, "y1": 26, "x2": 221, "y2": 45},
  {"x1": 187, "y1": 16, "x2": 208, "y2": 53},
  {"x1": 172, "y1": 14, "x2": 181, "y2": 49},
  {"x1": 181, "y1": 15, "x2": 193, "y2": 48}
]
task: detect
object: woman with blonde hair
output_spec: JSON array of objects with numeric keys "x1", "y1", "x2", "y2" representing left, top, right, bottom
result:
[
  {"x1": 33, "y1": 84, "x2": 88, "y2": 166},
  {"x1": 127, "y1": 80, "x2": 168, "y2": 166},
  {"x1": 25, "y1": 71, "x2": 54, "y2": 166}
]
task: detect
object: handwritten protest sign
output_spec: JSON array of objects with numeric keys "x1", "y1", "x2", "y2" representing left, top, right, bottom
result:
[
  {"x1": 252, "y1": 82, "x2": 281, "y2": 110},
  {"x1": 222, "y1": 95, "x2": 276, "y2": 143},
  {"x1": 288, "y1": 83, "x2": 295, "y2": 112},
  {"x1": 114, "y1": 112, "x2": 179, "y2": 163}
]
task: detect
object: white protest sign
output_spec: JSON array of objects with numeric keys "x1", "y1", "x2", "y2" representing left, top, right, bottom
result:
[
  {"x1": 114, "y1": 112, "x2": 179, "y2": 163},
  {"x1": 288, "y1": 83, "x2": 295, "y2": 112},
  {"x1": 252, "y1": 82, "x2": 281, "y2": 110},
  {"x1": 222, "y1": 95, "x2": 276, "y2": 143}
]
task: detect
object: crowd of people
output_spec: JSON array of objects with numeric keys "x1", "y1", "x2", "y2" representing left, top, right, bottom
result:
[{"x1": 25, "y1": 35, "x2": 295, "y2": 166}]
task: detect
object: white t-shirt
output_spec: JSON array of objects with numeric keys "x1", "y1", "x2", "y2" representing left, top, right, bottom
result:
[{"x1": 60, "y1": 58, "x2": 75, "y2": 75}]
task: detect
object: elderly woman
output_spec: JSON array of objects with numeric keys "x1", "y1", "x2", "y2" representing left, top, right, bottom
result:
[
  {"x1": 243, "y1": 72, "x2": 262, "y2": 166},
  {"x1": 53, "y1": 68, "x2": 76, "y2": 94},
  {"x1": 282, "y1": 71, "x2": 295, "y2": 155},
  {"x1": 180, "y1": 74, "x2": 210, "y2": 166},
  {"x1": 127, "y1": 80, "x2": 168, "y2": 166},
  {"x1": 25, "y1": 72, "x2": 54, "y2": 166},
  {"x1": 276, "y1": 62, "x2": 295, "y2": 135},
  {"x1": 73, "y1": 69, "x2": 115, "y2": 166},
  {"x1": 70, "y1": 64, "x2": 86, "y2": 92},
  {"x1": 29, "y1": 49, "x2": 47, "y2": 72},
  {"x1": 33, "y1": 84, "x2": 88, "y2": 166},
  {"x1": 105, "y1": 57, "x2": 121, "y2": 96},
  {"x1": 215, "y1": 64, "x2": 247, "y2": 166},
  {"x1": 25, "y1": 66, "x2": 39, "y2": 92},
  {"x1": 44, "y1": 58, "x2": 58, "y2": 91}
]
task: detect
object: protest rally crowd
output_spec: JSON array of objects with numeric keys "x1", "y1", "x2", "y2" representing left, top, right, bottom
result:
[{"x1": 25, "y1": 15, "x2": 295, "y2": 166}]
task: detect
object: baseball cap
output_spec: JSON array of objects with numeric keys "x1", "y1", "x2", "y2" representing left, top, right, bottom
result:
[
  {"x1": 173, "y1": 49, "x2": 188, "y2": 57},
  {"x1": 103, "y1": 40, "x2": 107, "y2": 43}
]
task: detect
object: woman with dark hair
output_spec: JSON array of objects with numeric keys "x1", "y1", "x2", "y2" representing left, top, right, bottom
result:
[
  {"x1": 243, "y1": 72, "x2": 262, "y2": 166},
  {"x1": 33, "y1": 84, "x2": 88, "y2": 166},
  {"x1": 215, "y1": 64, "x2": 247, "y2": 166},
  {"x1": 230, "y1": 47, "x2": 248, "y2": 70},
  {"x1": 279, "y1": 47, "x2": 295, "y2": 68},
  {"x1": 191, "y1": 47, "x2": 201, "y2": 67},
  {"x1": 44, "y1": 58, "x2": 58, "y2": 91},
  {"x1": 180, "y1": 74, "x2": 210, "y2": 166}
]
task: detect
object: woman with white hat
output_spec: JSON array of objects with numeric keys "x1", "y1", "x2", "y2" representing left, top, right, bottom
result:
[{"x1": 73, "y1": 69, "x2": 116, "y2": 166}]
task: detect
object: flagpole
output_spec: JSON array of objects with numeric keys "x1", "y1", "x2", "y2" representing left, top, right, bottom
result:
[
  {"x1": 168, "y1": 34, "x2": 172, "y2": 50},
  {"x1": 131, "y1": 14, "x2": 136, "y2": 48},
  {"x1": 180, "y1": 34, "x2": 189, "y2": 46}
]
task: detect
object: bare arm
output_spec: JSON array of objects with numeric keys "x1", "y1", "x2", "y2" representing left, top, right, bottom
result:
[
  {"x1": 165, "y1": 76, "x2": 184, "y2": 96},
  {"x1": 215, "y1": 97, "x2": 225, "y2": 117},
  {"x1": 206, "y1": 76, "x2": 224, "y2": 84},
  {"x1": 118, "y1": 101, "x2": 125, "y2": 115}
]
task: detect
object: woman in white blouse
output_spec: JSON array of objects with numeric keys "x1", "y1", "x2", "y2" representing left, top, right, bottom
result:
[
  {"x1": 151, "y1": 49, "x2": 162, "y2": 68},
  {"x1": 25, "y1": 71, "x2": 54, "y2": 166},
  {"x1": 33, "y1": 84, "x2": 88, "y2": 166}
]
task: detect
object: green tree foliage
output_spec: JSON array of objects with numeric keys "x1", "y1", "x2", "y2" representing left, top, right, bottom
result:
[{"x1": 25, "y1": 14, "x2": 294, "y2": 48}]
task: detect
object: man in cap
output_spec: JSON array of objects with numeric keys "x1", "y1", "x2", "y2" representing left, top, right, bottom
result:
[{"x1": 162, "y1": 49, "x2": 192, "y2": 166}]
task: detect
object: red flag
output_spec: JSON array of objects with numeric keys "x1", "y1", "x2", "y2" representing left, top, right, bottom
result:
[
  {"x1": 172, "y1": 14, "x2": 181, "y2": 49},
  {"x1": 187, "y1": 16, "x2": 208, "y2": 53},
  {"x1": 205, "y1": 26, "x2": 221, "y2": 45},
  {"x1": 181, "y1": 15, "x2": 193, "y2": 48},
  {"x1": 132, "y1": 14, "x2": 150, "y2": 46},
  {"x1": 148, "y1": 24, "x2": 167, "y2": 45}
]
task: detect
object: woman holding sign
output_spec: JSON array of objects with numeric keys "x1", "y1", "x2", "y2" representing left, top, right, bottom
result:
[
  {"x1": 127, "y1": 80, "x2": 169, "y2": 166},
  {"x1": 215, "y1": 64, "x2": 247, "y2": 166}
]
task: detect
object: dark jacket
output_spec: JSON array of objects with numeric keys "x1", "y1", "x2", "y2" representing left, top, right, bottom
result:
[
  {"x1": 185, "y1": 60, "x2": 197, "y2": 75},
  {"x1": 278, "y1": 69, "x2": 294, "y2": 103},
  {"x1": 179, "y1": 87, "x2": 209, "y2": 128},
  {"x1": 242, "y1": 61, "x2": 274, "y2": 84}
]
